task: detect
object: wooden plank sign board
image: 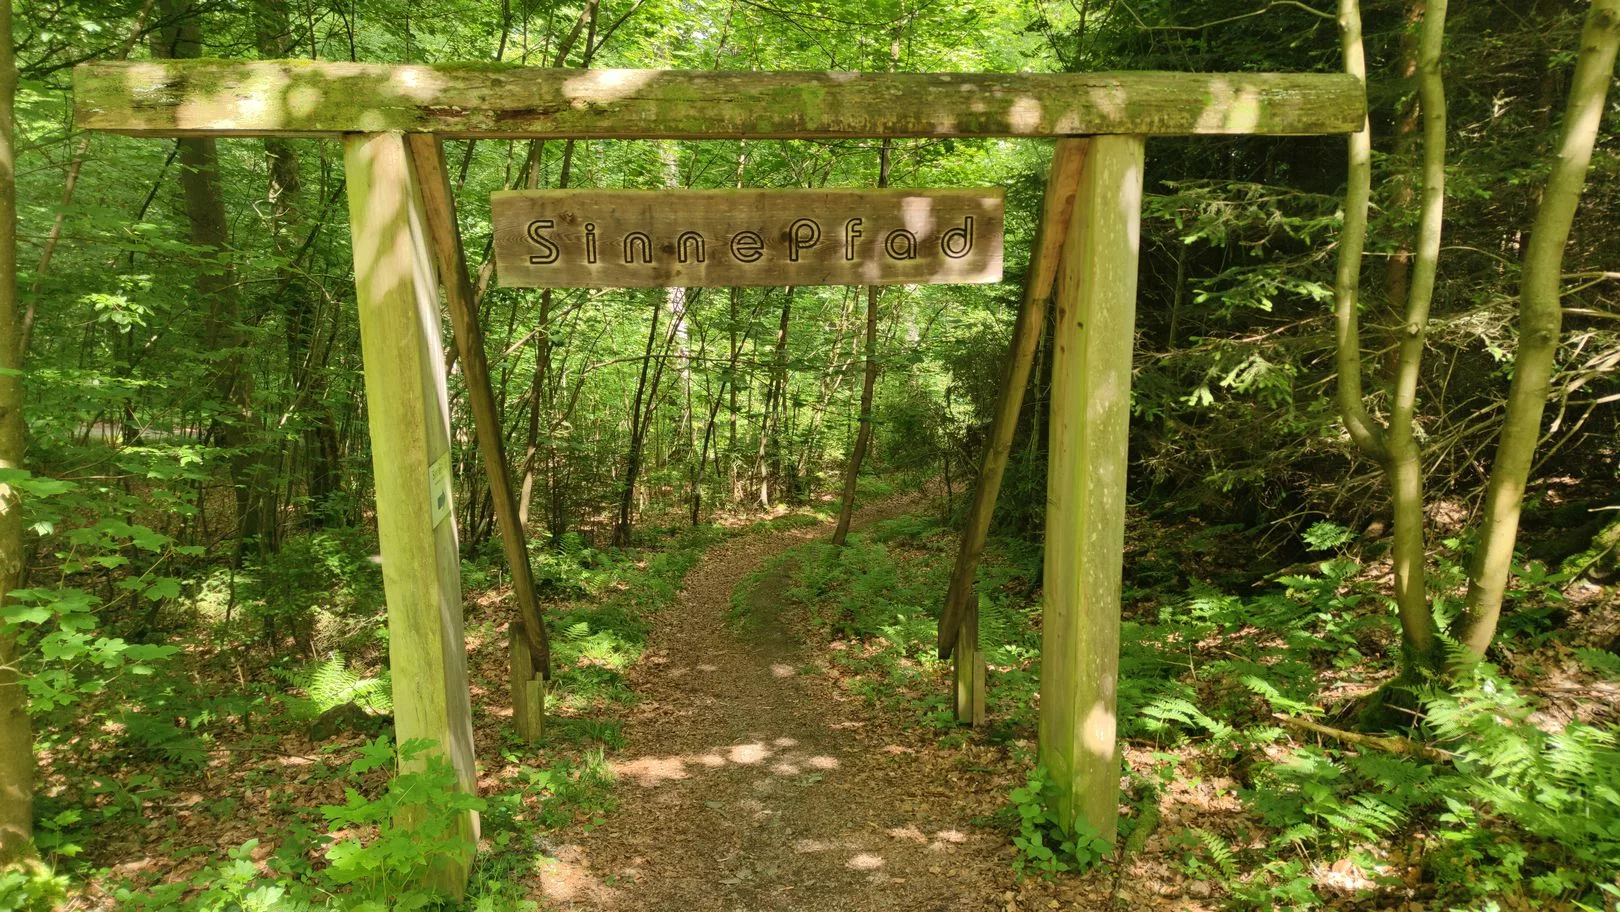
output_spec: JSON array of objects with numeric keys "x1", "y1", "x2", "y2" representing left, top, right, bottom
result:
[{"x1": 492, "y1": 189, "x2": 1003, "y2": 288}]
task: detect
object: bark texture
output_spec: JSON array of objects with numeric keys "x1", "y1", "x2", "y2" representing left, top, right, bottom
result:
[
  {"x1": 0, "y1": 0, "x2": 35, "y2": 865},
  {"x1": 1460, "y1": 0, "x2": 1620, "y2": 658},
  {"x1": 831, "y1": 139, "x2": 891, "y2": 546},
  {"x1": 1332, "y1": 0, "x2": 1446, "y2": 674}
]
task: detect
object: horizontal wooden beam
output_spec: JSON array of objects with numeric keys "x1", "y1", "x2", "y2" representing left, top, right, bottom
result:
[{"x1": 74, "y1": 60, "x2": 1365, "y2": 139}]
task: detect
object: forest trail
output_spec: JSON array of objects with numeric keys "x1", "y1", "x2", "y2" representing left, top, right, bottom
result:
[{"x1": 538, "y1": 500, "x2": 1012, "y2": 911}]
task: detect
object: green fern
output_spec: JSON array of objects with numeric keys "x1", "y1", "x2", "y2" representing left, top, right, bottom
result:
[
  {"x1": 284, "y1": 653, "x2": 392, "y2": 717},
  {"x1": 975, "y1": 594, "x2": 1018, "y2": 653},
  {"x1": 1140, "y1": 690, "x2": 1237, "y2": 742},
  {"x1": 1193, "y1": 828, "x2": 1239, "y2": 880}
]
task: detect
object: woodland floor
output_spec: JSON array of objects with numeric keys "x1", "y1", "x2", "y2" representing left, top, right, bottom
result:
[
  {"x1": 77, "y1": 492, "x2": 1611, "y2": 909},
  {"x1": 519, "y1": 499, "x2": 1201, "y2": 912}
]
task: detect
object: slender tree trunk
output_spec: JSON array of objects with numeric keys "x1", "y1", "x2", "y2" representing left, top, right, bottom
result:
[
  {"x1": 1460, "y1": 0, "x2": 1620, "y2": 658},
  {"x1": 616, "y1": 298, "x2": 666, "y2": 545},
  {"x1": 155, "y1": 0, "x2": 266, "y2": 561},
  {"x1": 1384, "y1": 0, "x2": 1448, "y2": 674},
  {"x1": 517, "y1": 288, "x2": 551, "y2": 528},
  {"x1": 256, "y1": 0, "x2": 328, "y2": 533},
  {"x1": 728, "y1": 288, "x2": 741, "y2": 499},
  {"x1": 0, "y1": 0, "x2": 33, "y2": 864},
  {"x1": 620, "y1": 293, "x2": 690, "y2": 541},
  {"x1": 832, "y1": 142, "x2": 891, "y2": 544},
  {"x1": 756, "y1": 287, "x2": 794, "y2": 507},
  {"x1": 692, "y1": 288, "x2": 759, "y2": 525},
  {"x1": 517, "y1": 140, "x2": 575, "y2": 530},
  {"x1": 1334, "y1": 0, "x2": 1388, "y2": 462},
  {"x1": 1334, "y1": 0, "x2": 1443, "y2": 676},
  {"x1": 1383, "y1": 1, "x2": 1425, "y2": 312}
]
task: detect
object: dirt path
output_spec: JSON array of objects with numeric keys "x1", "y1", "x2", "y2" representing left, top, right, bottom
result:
[{"x1": 537, "y1": 500, "x2": 1014, "y2": 911}]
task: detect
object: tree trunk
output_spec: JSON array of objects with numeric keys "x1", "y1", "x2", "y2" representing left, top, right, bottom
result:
[
  {"x1": 517, "y1": 139, "x2": 575, "y2": 532},
  {"x1": 0, "y1": 0, "x2": 34, "y2": 864},
  {"x1": 1383, "y1": 0, "x2": 1448, "y2": 674},
  {"x1": 255, "y1": 0, "x2": 335, "y2": 530},
  {"x1": 616, "y1": 297, "x2": 666, "y2": 546},
  {"x1": 1460, "y1": 0, "x2": 1620, "y2": 658},
  {"x1": 728, "y1": 288, "x2": 740, "y2": 500},
  {"x1": 692, "y1": 287, "x2": 758, "y2": 525},
  {"x1": 832, "y1": 140, "x2": 891, "y2": 545},
  {"x1": 1382, "y1": 1, "x2": 1425, "y2": 313},
  {"x1": 517, "y1": 286, "x2": 553, "y2": 529},
  {"x1": 155, "y1": 0, "x2": 267, "y2": 561},
  {"x1": 1333, "y1": 0, "x2": 1443, "y2": 676},
  {"x1": 756, "y1": 288, "x2": 794, "y2": 508}
]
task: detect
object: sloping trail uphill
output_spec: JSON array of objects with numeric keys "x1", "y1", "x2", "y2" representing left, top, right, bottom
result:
[{"x1": 537, "y1": 500, "x2": 1017, "y2": 911}]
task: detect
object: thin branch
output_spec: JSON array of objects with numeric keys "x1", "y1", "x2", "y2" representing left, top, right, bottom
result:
[
  {"x1": 1276, "y1": 714, "x2": 1453, "y2": 763},
  {"x1": 1118, "y1": 0, "x2": 1333, "y2": 32}
]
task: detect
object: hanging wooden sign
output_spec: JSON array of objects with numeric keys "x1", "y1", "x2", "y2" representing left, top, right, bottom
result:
[{"x1": 491, "y1": 188, "x2": 1004, "y2": 288}]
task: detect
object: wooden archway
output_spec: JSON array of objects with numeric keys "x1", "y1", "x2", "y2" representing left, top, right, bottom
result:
[{"x1": 73, "y1": 61, "x2": 1363, "y2": 893}]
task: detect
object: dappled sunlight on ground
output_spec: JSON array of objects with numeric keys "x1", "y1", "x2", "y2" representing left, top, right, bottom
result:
[
  {"x1": 538, "y1": 843, "x2": 622, "y2": 906},
  {"x1": 611, "y1": 736, "x2": 841, "y2": 787}
]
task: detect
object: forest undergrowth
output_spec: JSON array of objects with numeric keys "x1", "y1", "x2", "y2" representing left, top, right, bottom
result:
[
  {"x1": 733, "y1": 502, "x2": 1620, "y2": 911},
  {"x1": 4, "y1": 475, "x2": 1617, "y2": 912},
  {"x1": 3, "y1": 489, "x2": 835, "y2": 912}
]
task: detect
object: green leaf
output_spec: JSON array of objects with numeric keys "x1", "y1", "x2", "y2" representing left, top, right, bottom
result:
[{"x1": 142, "y1": 577, "x2": 181, "y2": 601}]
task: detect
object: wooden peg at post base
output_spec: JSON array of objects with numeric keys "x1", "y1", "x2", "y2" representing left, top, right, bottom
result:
[{"x1": 405, "y1": 134, "x2": 552, "y2": 745}]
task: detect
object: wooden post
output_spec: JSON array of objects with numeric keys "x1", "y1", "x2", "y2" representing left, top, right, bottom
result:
[
  {"x1": 342, "y1": 131, "x2": 479, "y2": 894},
  {"x1": 952, "y1": 604, "x2": 986, "y2": 725},
  {"x1": 406, "y1": 134, "x2": 550, "y2": 744},
  {"x1": 510, "y1": 634, "x2": 546, "y2": 741},
  {"x1": 939, "y1": 139, "x2": 1086, "y2": 726},
  {"x1": 1037, "y1": 134, "x2": 1144, "y2": 843}
]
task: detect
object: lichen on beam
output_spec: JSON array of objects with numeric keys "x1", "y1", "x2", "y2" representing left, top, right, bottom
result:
[{"x1": 73, "y1": 60, "x2": 1365, "y2": 139}]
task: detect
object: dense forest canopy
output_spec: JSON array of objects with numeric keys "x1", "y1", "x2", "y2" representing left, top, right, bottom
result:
[{"x1": 0, "y1": 0, "x2": 1616, "y2": 909}]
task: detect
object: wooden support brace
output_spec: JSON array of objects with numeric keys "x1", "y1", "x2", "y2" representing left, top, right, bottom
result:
[
  {"x1": 1037, "y1": 134, "x2": 1144, "y2": 843},
  {"x1": 406, "y1": 135, "x2": 551, "y2": 745},
  {"x1": 940, "y1": 139, "x2": 1086, "y2": 727},
  {"x1": 342, "y1": 131, "x2": 479, "y2": 894}
]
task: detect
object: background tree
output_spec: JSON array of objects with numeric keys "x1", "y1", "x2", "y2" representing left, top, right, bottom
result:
[
  {"x1": 0, "y1": 0, "x2": 33, "y2": 866},
  {"x1": 1460, "y1": 0, "x2": 1620, "y2": 656}
]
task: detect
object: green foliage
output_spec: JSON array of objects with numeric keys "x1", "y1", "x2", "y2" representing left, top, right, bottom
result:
[
  {"x1": 1007, "y1": 766, "x2": 1112, "y2": 878},
  {"x1": 2, "y1": 583, "x2": 177, "y2": 711},
  {"x1": 0, "y1": 864, "x2": 70, "y2": 912},
  {"x1": 1301, "y1": 521, "x2": 1355, "y2": 552},
  {"x1": 279, "y1": 653, "x2": 392, "y2": 718},
  {"x1": 1420, "y1": 661, "x2": 1620, "y2": 903},
  {"x1": 234, "y1": 529, "x2": 387, "y2": 648},
  {"x1": 768, "y1": 501, "x2": 1619, "y2": 907},
  {"x1": 8, "y1": 0, "x2": 1619, "y2": 904},
  {"x1": 770, "y1": 517, "x2": 957, "y2": 644},
  {"x1": 1128, "y1": 555, "x2": 1620, "y2": 910},
  {"x1": 116, "y1": 738, "x2": 491, "y2": 912},
  {"x1": 320, "y1": 739, "x2": 485, "y2": 902},
  {"x1": 542, "y1": 526, "x2": 724, "y2": 719}
]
